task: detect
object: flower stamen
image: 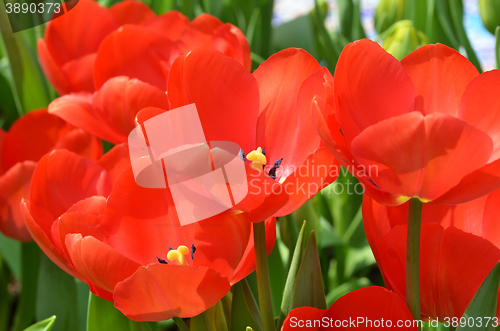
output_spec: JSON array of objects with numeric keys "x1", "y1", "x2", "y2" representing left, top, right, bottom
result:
[
  {"x1": 167, "y1": 245, "x2": 190, "y2": 266},
  {"x1": 246, "y1": 147, "x2": 267, "y2": 171}
]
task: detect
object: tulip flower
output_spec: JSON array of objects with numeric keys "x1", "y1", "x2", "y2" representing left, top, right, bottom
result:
[
  {"x1": 38, "y1": 0, "x2": 251, "y2": 95},
  {"x1": 22, "y1": 147, "x2": 275, "y2": 321},
  {"x1": 313, "y1": 39, "x2": 500, "y2": 206},
  {"x1": 281, "y1": 286, "x2": 417, "y2": 330},
  {"x1": 363, "y1": 192, "x2": 500, "y2": 320},
  {"x1": 0, "y1": 109, "x2": 101, "y2": 242},
  {"x1": 49, "y1": 48, "x2": 339, "y2": 221}
]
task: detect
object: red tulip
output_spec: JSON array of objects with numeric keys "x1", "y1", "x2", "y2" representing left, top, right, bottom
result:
[
  {"x1": 23, "y1": 147, "x2": 276, "y2": 321},
  {"x1": 281, "y1": 286, "x2": 417, "y2": 330},
  {"x1": 49, "y1": 48, "x2": 338, "y2": 221},
  {"x1": 0, "y1": 109, "x2": 101, "y2": 242},
  {"x1": 313, "y1": 39, "x2": 500, "y2": 205},
  {"x1": 363, "y1": 192, "x2": 500, "y2": 320},
  {"x1": 38, "y1": 0, "x2": 250, "y2": 95}
]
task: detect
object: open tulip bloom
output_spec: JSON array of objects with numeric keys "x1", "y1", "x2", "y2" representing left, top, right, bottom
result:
[
  {"x1": 313, "y1": 39, "x2": 500, "y2": 206},
  {"x1": 0, "y1": 109, "x2": 101, "y2": 242},
  {"x1": 22, "y1": 146, "x2": 277, "y2": 321}
]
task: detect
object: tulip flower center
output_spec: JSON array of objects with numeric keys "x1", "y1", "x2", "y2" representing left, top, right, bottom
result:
[
  {"x1": 156, "y1": 244, "x2": 196, "y2": 266},
  {"x1": 244, "y1": 147, "x2": 284, "y2": 180},
  {"x1": 167, "y1": 245, "x2": 190, "y2": 266},
  {"x1": 246, "y1": 147, "x2": 267, "y2": 171}
]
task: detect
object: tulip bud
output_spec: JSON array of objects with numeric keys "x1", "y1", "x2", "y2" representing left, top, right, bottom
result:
[
  {"x1": 374, "y1": 0, "x2": 405, "y2": 33},
  {"x1": 479, "y1": 0, "x2": 500, "y2": 34},
  {"x1": 380, "y1": 20, "x2": 428, "y2": 61}
]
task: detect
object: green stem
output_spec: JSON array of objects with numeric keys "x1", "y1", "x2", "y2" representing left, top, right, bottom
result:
[
  {"x1": 253, "y1": 222, "x2": 275, "y2": 331},
  {"x1": 406, "y1": 198, "x2": 423, "y2": 321}
]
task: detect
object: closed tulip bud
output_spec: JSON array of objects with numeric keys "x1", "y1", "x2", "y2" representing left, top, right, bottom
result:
[
  {"x1": 479, "y1": 0, "x2": 500, "y2": 34},
  {"x1": 380, "y1": 20, "x2": 428, "y2": 61},
  {"x1": 374, "y1": 0, "x2": 405, "y2": 33}
]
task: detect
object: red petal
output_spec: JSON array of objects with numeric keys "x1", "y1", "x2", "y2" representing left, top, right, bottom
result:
[
  {"x1": 96, "y1": 144, "x2": 131, "y2": 185},
  {"x1": 458, "y1": 70, "x2": 500, "y2": 161},
  {"x1": 401, "y1": 44, "x2": 479, "y2": 117},
  {"x1": 94, "y1": 26, "x2": 178, "y2": 91},
  {"x1": 325, "y1": 286, "x2": 417, "y2": 330},
  {"x1": 253, "y1": 48, "x2": 321, "y2": 175},
  {"x1": 145, "y1": 11, "x2": 189, "y2": 40},
  {"x1": 276, "y1": 147, "x2": 338, "y2": 216},
  {"x1": 0, "y1": 161, "x2": 36, "y2": 241},
  {"x1": 483, "y1": 190, "x2": 500, "y2": 249},
  {"x1": 212, "y1": 23, "x2": 251, "y2": 71},
  {"x1": 177, "y1": 14, "x2": 222, "y2": 52},
  {"x1": 60, "y1": 54, "x2": 97, "y2": 93},
  {"x1": 49, "y1": 93, "x2": 125, "y2": 144},
  {"x1": 57, "y1": 196, "x2": 107, "y2": 245},
  {"x1": 92, "y1": 77, "x2": 169, "y2": 141},
  {"x1": 54, "y1": 128, "x2": 103, "y2": 161},
  {"x1": 334, "y1": 39, "x2": 415, "y2": 147},
  {"x1": 65, "y1": 234, "x2": 141, "y2": 293},
  {"x1": 113, "y1": 264, "x2": 230, "y2": 321},
  {"x1": 108, "y1": 0, "x2": 156, "y2": 26},
  {"x1": 22, "y1": 201, "x2": 83, "y2": 280},
  {"x1": 281, "y1": 306, "x2": 325, "y2": 331},
  {"x1": 30, "y1": 150, "x2": 112, "y2": 231},
  {"x1": 168, "y1": 48, "x2": 259, "y2": 153},
  {"x1": 2, "y1": 109, "x2": 73, "y2": 169},
  {"x1": 191, "y1": 211, "x2": 252, "y2": 279},
  {"x1": 38, "y1": 40, "x2": 71, "y2": 95},
  {"x1": 0, "y1": 129, "x2": 5, "y2": 175},
  {"x1": 233, "y1": 163, "x2": 289, "y2": 222},
  {"x1": 101, "y1": 167, "x2": 189, "y2": 265},
  {"x1": 351, "y1": 112, "x2": 492, "y2": 202},
  {"x1": 43, "y1": 0, "x2": 117, "y2": 66},
  {"x1": 432, "y1": 158, "x2": 500, "y2": 204}
]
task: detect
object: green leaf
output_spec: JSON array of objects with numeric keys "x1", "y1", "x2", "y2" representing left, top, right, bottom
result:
[
  {"x1": 291, "y1": 231, "x2": 326, "y2": 310},
  {"x1": 23, "y1": 316, "x2": 56, "y2": 331},
  {"x1": 0, "y1": 254, "x2": 14, "y2": 331},
  {"x1": 230, "y1": 279, "x2": 262, "y2": 331},
  {"x1": 495, "y1": 26, "x2": 500, "y2": 69},
  {"x1": 291, "y1": 200, "x2": 320, "y2": 246},
  {"x1": 0, "y1": 62, "x2": 19, "y2": 128},
  {"x1": 36, "y1": 255, "x2": 79, "y2": 331},
  {"x1": 277, "y1": 221, "x2": 306, "y2": 329},
  {"x1": 0, "y1": 7, "x2": 50, "y2": 114},
  {"x1": 447, "y1": 0, "x2": 482, "y2": 72},
  {"x1": 193, "y1": 301, "x2": 227, "y2": 331},
  {"x1": 0, "y1": 232, "x2": 21, "y2": 280},
  {"x1": 267, "y1": 242, "x2": 286, "y2": 316},
  {"x1": 75, "y1": 280, "x2": 89, "y2": 331},
  {"x1": 272, "y1": 15, "x2": 317, "y2": 57},
  {"x1": 457, "y1": 262, "x2": 500, "y2": 331},
  {"x1": 12, "y1": 242, "x2": 41, "y2": 331},
  {"x1": 87, "y1": 293, "x2": 130, "y2": 331}
]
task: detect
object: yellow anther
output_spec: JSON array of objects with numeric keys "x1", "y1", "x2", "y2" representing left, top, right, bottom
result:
[
  {"x1": 167, "y1": 245, "x2": 190, "y2": 266},
  {"x1": 177, "y1": 245, "x2": 189, "y2": 255},
  {"x1": 246, "y1": 147, "x2": 267, "y2": 171}
]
